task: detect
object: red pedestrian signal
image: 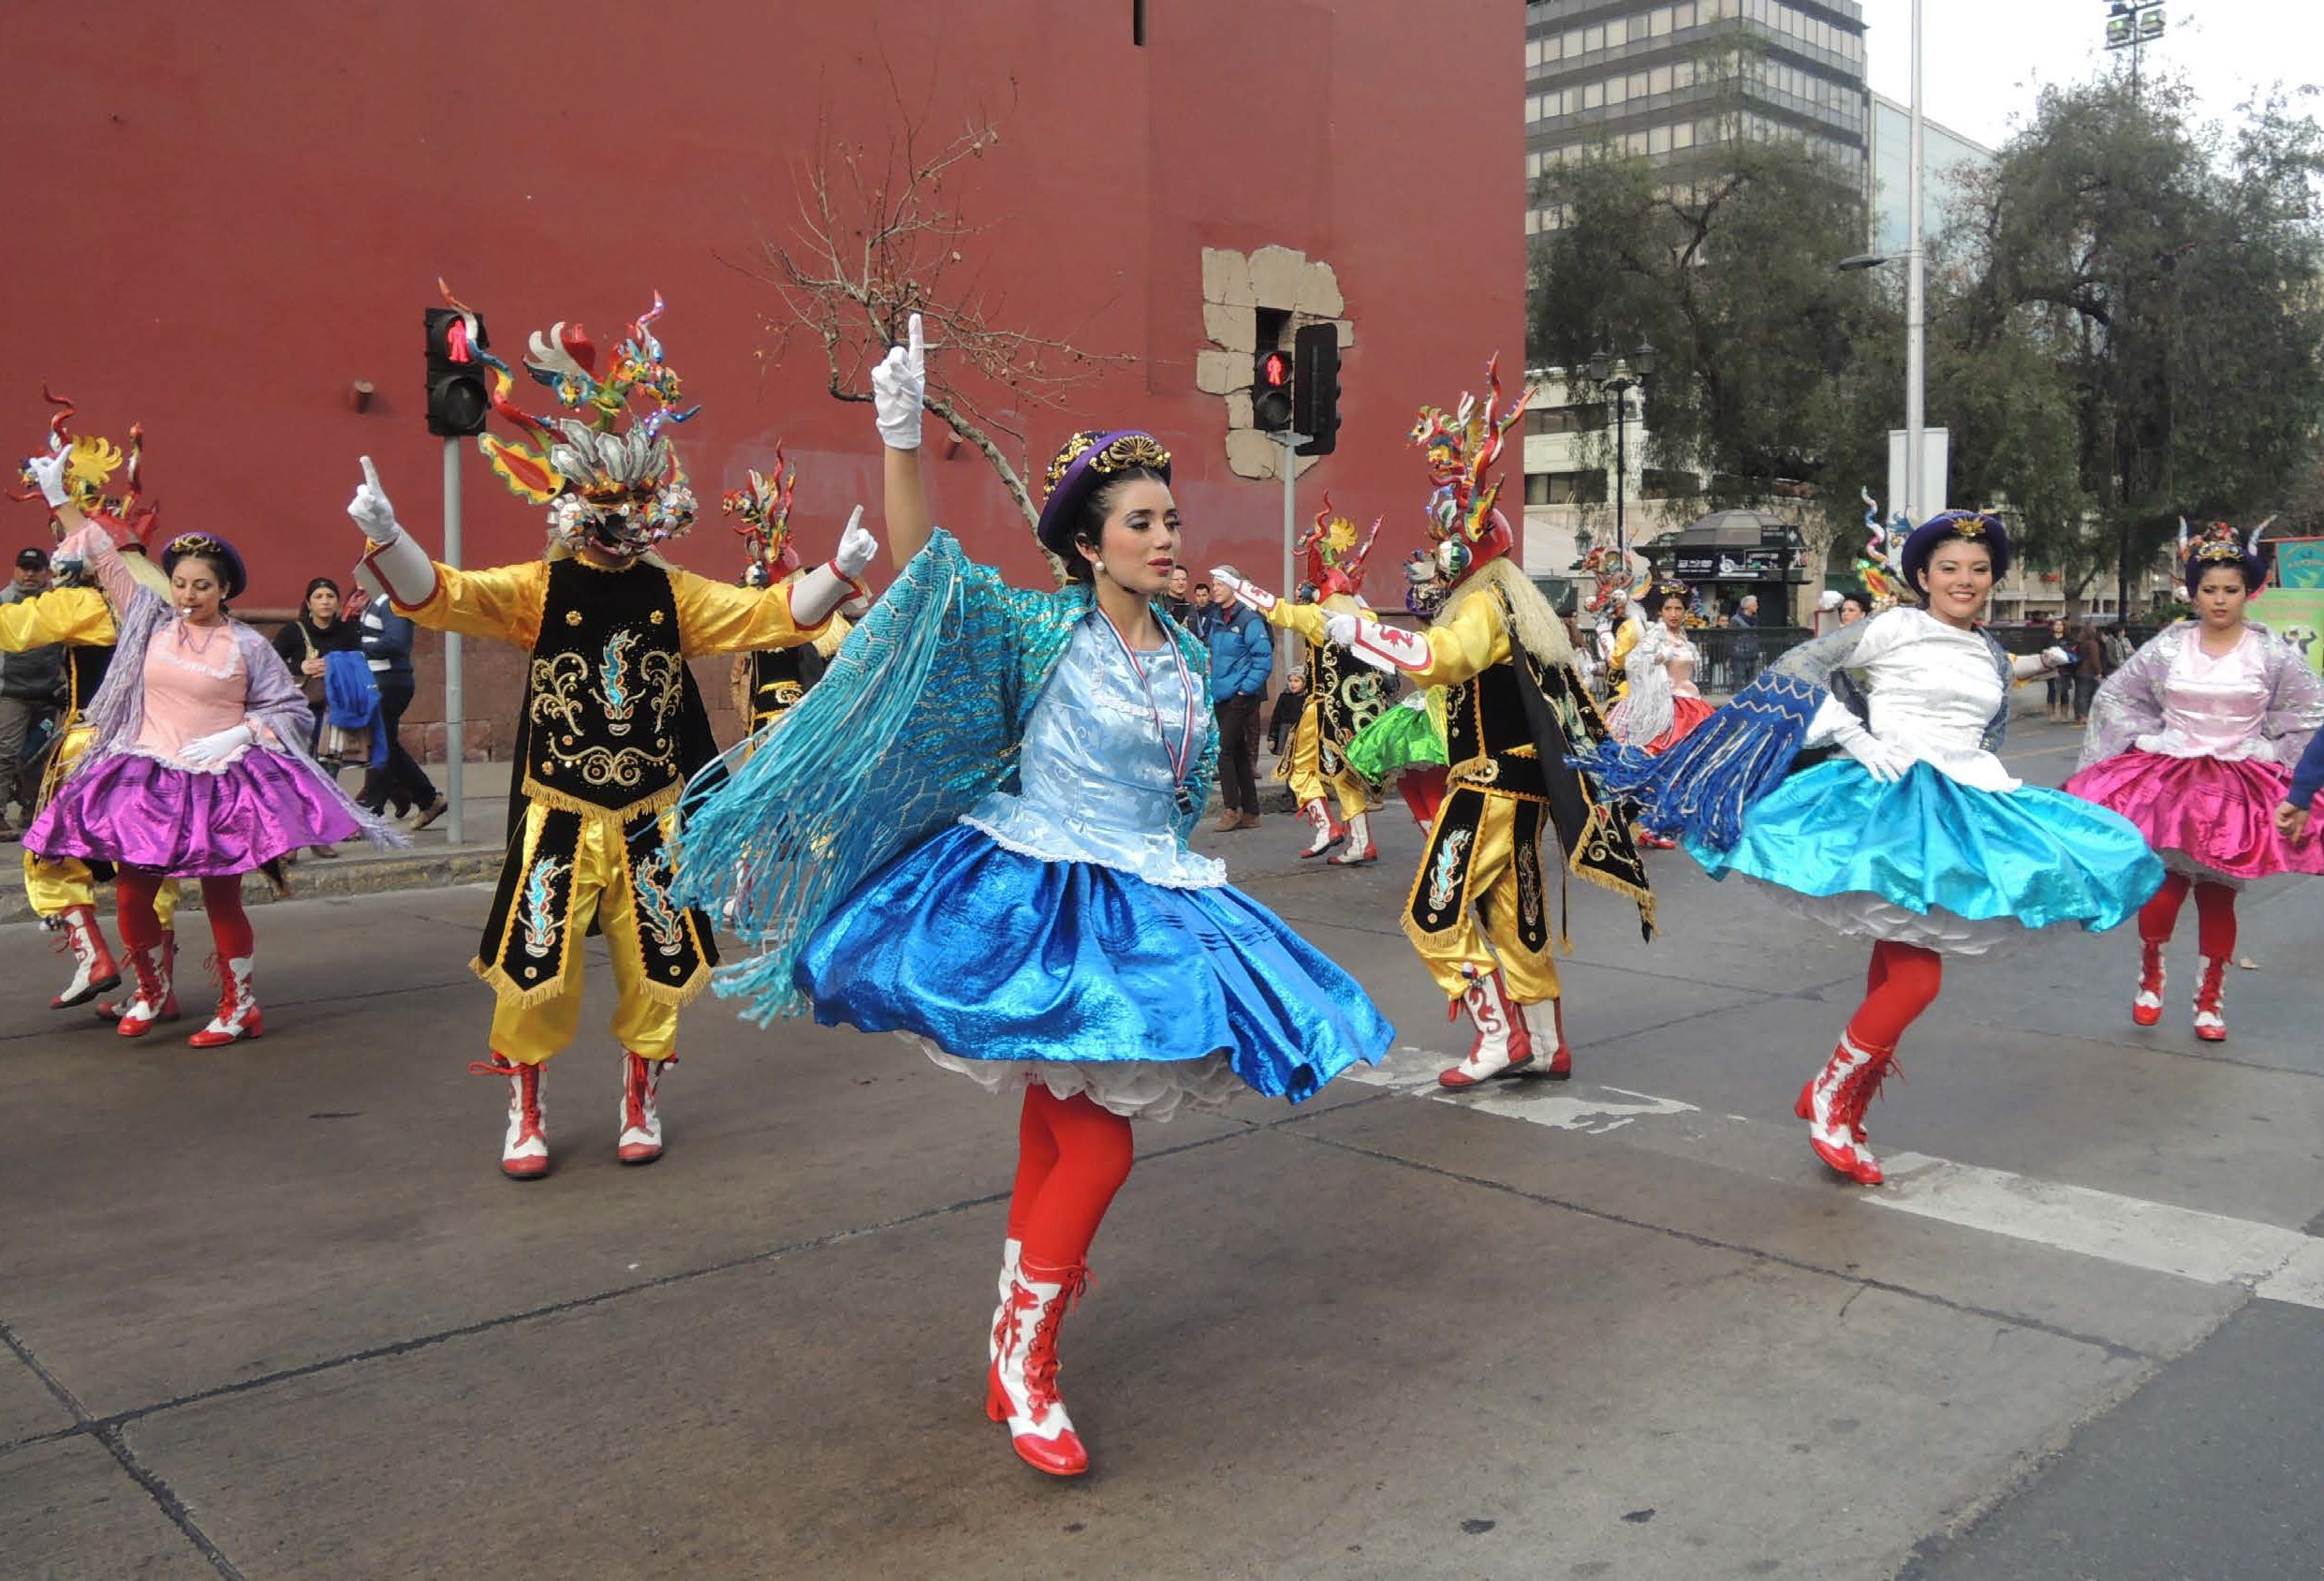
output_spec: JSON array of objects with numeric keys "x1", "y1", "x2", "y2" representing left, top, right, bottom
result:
[{"x1": 1253, "y1": 348, "x2": 1295, "y2": 432}]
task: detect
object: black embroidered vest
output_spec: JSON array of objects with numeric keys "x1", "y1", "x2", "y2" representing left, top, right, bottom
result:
[
  {"x1": 1444, "y1": 658, "x2": 1550, "y2": 799},
  {"x1": 524, "y1": 558, "x2": 688, "y2": 820},
  {"x1": 745, "y1": 643, "x2": 824, "y2": 729},
  {"x1": 66, "y1": 643, "x2": 110, "y2": 718},
  {"x1": 1304, "y1": 626, "x2": 1387, "y2": 774}
]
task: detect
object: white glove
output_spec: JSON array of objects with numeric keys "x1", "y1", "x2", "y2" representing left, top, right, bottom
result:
[
  {"x1": 871, "y1": 313, "x2": 926, "y2": 451},
  {"x1": 831, "y1": 506, "x2": 878, "y2": 579},
  {"x1": 1323, "y1": 611, "x2": 1363, "y2": 649},
  {"x1": 179, "y1": 723, "x2": 256, "y2": 767},
  {"x1": 24, "y1": 446, "x2": 70, "y2": 508},
  {"x1": 1809, "y1": 695, "x2": 1911, "y2": 783},
  {"x1": 2042, "y1": 644, "x2": 2074, "y2": 671},
  {"x1": 347, "y1": 455, "x2": 403, "y2": 543}
]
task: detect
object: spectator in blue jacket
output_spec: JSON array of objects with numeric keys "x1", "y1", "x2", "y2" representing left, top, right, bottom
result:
[
  {"x1": 354, "y1": 588, "x2": 449, "y2": 829},
  {"x1": 1206, "y1": 568, "x2": 1272, "y2": 832}
]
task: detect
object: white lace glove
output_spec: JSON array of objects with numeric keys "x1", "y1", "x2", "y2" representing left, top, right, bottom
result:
[
  {"x1": 24, "y1": 446, "x2": 70, "y2": 508},
  {"x1": 1810, "y1": 697, "x2": 1912, "y2": 784},
  {"x1": 346, "y1": 455, "x2": 403, "y2": 543},
  {"x1": 180, "y1": 723, "x2": 256, "y2": 767},
  {"x1": 871, "y1": 313, "x2": 926, "y2": 451}
]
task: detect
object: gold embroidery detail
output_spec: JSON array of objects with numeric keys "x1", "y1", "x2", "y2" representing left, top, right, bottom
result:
[{"x1": 565, "y1": 609, "x2": 583, "y2": 626}]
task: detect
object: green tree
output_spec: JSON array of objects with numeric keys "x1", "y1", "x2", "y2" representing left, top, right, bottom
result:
[{"x1": 1963, "y1": 76, "x2": 2324, "y2": 610}]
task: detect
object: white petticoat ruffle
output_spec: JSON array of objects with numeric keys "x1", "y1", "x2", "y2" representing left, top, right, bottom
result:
[
  {"x1": 1739, "y1": 876, "x2": 2026, "y2": 956},
  {"x1": 909, "y1": 1034, "x2": 1244, "y2": 1121}
]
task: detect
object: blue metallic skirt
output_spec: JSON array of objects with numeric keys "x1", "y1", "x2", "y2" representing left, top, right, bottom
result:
[
  {"x1": 1686, "y1": 760, "x2": 2164, "y2": 948},
  {"x1": 797, "y1": 822, "x2": 1394, "y2": 1104}
]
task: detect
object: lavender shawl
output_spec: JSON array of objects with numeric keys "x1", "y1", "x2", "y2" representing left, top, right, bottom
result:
[
  {"x1": 2078, "y1": 620, "x2": 2324, "y2": 773},
  {"x1": 58, "y1": 523, "x2": 404, "y2": 848}
]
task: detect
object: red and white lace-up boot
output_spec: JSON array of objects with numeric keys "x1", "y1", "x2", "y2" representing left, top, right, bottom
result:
[
  {"x1": 985, "y1": 1259, "x2": 1091, "y2": 1477},
  {"x1": 187, "y1": 955, "x2": 262, "y2": 1047},
  {"x1": 1795, "y1": 1031, "x2": 1897, "y2": 1186},
  {"x1": 1438, "y1": 968, "x2": 1537, "y2": 1088},
  {"x1": 2132, "y1": 938, "x2": 2167, "y2": 1027},
  {"x1": 2192, "y1": 954, "x2": 2228, "y2": 1043},
  {"x1": 1328, "y1": 808, "x2": 1377, "y2": 866},
  {"x1": 111, "y1": 938, "x2": 179, "y2": 1038},
  {"x1": 49, "y1": 905, "x2": 121, "y2": 1009},
  {"x1": 618, "y1": 1052, "x2": 669, "y2": 1164},
  {"x1": 989, "y1": 1236, "x2": 1022, "y2": 1367},
  {"x1": 1297, "y1": 797, "x2": 1345, "y2": 859},
  {"x1": 471, "y1": 1054, "x2": 550, "y2": 1179}
]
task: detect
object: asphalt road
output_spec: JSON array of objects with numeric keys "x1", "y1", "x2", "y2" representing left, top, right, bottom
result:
[{"x1": 4, "y1": 715, "x2": 2321, "y2": 1580}]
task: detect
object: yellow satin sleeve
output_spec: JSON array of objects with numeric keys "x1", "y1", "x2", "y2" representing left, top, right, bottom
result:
[{"x1": 0, "y1": 585, "x2": 115, "y2": 650}]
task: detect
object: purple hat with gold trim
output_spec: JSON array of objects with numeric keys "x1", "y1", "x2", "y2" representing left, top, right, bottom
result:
[
  {"x1": 1899, "y1": 510, "x2": 2011, "y2": 598},
  {"x1": 1036, "y1": 429, "x2": 1173, "y2": 560}
]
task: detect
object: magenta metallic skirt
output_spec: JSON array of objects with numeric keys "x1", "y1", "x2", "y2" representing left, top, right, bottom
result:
[
  {"x1": 25, "y1": 749, "x2": 364, "y2": 876},
  {"x1": 2062, "y1": 749, "x2": 2324, "y2": 884}
]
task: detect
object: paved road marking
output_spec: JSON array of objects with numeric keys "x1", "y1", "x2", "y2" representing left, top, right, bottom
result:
[{"x1": 1350, "y1": 1050, "x2": 2324, "y2": 1310}]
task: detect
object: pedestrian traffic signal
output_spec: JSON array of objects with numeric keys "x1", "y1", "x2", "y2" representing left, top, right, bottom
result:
[
  {"x1": 1253, "y1": 347, "x2": 1294, "y2": 433},
  {"x1": 1293, "y1": 321, "x2": 1341, "y2": 457},
  {"x1": 424, "y1": 306, "x2": 492, "y2": 437}
]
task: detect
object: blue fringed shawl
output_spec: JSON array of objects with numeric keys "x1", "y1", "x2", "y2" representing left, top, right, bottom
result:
[
  {"x1": 1581, "y1": 614, "x2": 2012, "y2": 850},
  {"x1": 670, "y1": 528, "x2": 1218, "y2": 1022}
]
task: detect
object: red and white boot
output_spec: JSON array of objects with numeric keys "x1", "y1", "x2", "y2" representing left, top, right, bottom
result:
[
  {"x1": 1297, "y1": 797, "x2": 1345, "y2": 859},
  {"x1": 1328, "y1": 808, "x2": 1377, "y2": 865},
  {"x1": 989, "y1": 1236, "x2": 1023, "y2": 1367},
  {"x1": 618, "y1": 1052, "x2": 669, "y2": 1164},
  {"x1": 187, "y1": 955, "x2": 262, "y2": 1047},
  {"x1": 111, "y1": 939, "x2": 180, "y2": 1038},
  {"x1": 2192, "y1": 954, "x2": 2228, "y2": 1043},
  {"x1": 1795, "y1": 1031, "x2": 1896, "y2": 1186},
  {"x1": 1537, "y1": 997, "x2": 1574, "y2": 1081},
  {"x1": 1438, "y1": 969, "x2": 1537, "y2": 1088},
  {"x1": 49, "y1": 905, "x2": 121, "y2": 1010},
  {"x1": 2132, "y1": 938, "x2": 2166, "y2": 1027},
  {"x1": 985, "y1": 1259, "x2": 1091, "y2": 1477},
  {"x1": 472, "y1": 1053, "x2": 550, "y2": 1179}
]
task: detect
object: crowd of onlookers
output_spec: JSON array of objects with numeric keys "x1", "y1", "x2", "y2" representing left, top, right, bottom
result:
[{"x1": 0, "y1": 551, "x2": 445, "y2": 846}]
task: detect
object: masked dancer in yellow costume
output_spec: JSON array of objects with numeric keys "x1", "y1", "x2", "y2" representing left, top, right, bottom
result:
[
  {"x1": 1258, "y1": 496, "x2": 1390, "y2": 865},
  {"x1": 342, "y1": 294, "x2": 877, "y2": 1179},
  {"x1": 1217, "y1": 358, "x2": 1653, "y2": 1089}
]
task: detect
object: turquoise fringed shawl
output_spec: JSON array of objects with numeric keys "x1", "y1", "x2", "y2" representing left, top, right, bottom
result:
[{"x1": 671, "y1": 528, "x2": 1218, "y2": 1022}]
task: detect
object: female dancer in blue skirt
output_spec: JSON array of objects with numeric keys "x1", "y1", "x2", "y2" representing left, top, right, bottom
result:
[
  {"x1": 1587, "y1": 511, "x2": 2162, "y2": 1185},
  {"x1": 675, "y1": 318, "x2": 1392, "y2": 1477}
]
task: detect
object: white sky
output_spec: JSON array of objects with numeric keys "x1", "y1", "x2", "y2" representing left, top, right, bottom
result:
[{"x1": 1855, "y1": 0, "x2": 2320, "y2": 150}]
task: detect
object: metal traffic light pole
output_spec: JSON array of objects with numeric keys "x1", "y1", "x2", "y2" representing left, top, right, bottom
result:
[
  {"x1": 440, "y1": 439, "x2": 464, "y2": 846},
  {"x1": 1274, "y1": 430, "x2": 1308, "y2": 681}
]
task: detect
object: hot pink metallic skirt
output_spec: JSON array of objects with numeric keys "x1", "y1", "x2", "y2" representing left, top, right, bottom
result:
[{"x1": 2062, "y1": 750, "x2": 2324, "y2": 884}]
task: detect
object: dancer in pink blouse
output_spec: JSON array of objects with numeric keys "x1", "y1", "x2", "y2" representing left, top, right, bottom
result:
[
  {"x1": 2064, "y1": 523, "x2": 2324, "y2": 1042},
  {"x1": 21, "y1": 447, "x2": 398, "y2": 1044}
]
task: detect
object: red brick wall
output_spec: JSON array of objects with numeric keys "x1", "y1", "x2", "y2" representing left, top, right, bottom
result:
[{"x1": 7, "y1": 0, "x2": 1521, "y2": 738}]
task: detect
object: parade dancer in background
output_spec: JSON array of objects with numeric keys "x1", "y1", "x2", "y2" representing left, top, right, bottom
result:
[
  {"x1": 2064, "y1": 522, "x2": 2324, "y2": 1042},
  {"x1": 1588, "y1": 510, "x2": 2161, "y2": 1185},
  {"x1": 22, "y1": 451, "x2": 399, "y2": 1045},
  {"x1": 1605, "y1": 576, "x2": 1714, "y2": 849},
  {"x1": 675, "y1": 316, "x2": 1391, "y2": 1478},
  {"x1": 1260, "y1": 496, "x2": 1389, "y2": 864},
  {"x1": 722, "y1": 446, "x2": 858, "y2": 745},
  {"x1": 7, "y1": 403, "x2": 181, "y2": 1012},
  {"x1": 344, "y1": 294, "x2": 875, "y2": 1179},
  {"x1": 1220, "y1": 358, "x2": 1651, "y2": 1092}
]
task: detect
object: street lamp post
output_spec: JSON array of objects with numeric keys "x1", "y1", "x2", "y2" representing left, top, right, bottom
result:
[{"x1": 1588, "y1": 340, "x2": 1655, "y2": 560}]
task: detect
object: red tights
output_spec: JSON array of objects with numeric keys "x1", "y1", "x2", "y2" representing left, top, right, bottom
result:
[
  {"x1": 1846, "y1": 939, "x2": 1945, "y2": 1052},
  {"x1": 1007, "y1": 1086, "x2": 1135, "y2": 1272},
  {"x1": 117, "y1": 868, "x2": 254, "y2": 958},
  {"x1": 2139, "y1": 872, "x2": 2236, "y2": 960}
]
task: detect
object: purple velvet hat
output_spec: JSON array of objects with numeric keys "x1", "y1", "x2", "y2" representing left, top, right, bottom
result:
[
  {"x1": 1900, "y1": 510, "x2": 2012, "y2": 598},
  {"x1": 161, "y1": 531, "x2": 249, "y2": 600},
  {"x1": 1036, "y1": 429, "x2": 1173, "y2": 560}
]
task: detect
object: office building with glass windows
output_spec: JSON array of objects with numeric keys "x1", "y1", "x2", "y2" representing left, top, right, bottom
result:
[
  {"x1": 1865, "y1": 93, "x2": 1993, "y2": 255},
  {"x1": 1524, "y1": 0, "x2": 1871, "y2": 234}
]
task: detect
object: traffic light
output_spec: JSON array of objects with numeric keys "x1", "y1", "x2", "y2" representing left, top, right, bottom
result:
[
  {"x1": 1253, "y1": 347, "x2": 1294, "y2": 433},
  {"x1": 424, "y1": 306, "x2": 492, "y2": 437},
  {"x1": 1293, "y1": 321, "x2": 1342, "y2": 457}
]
